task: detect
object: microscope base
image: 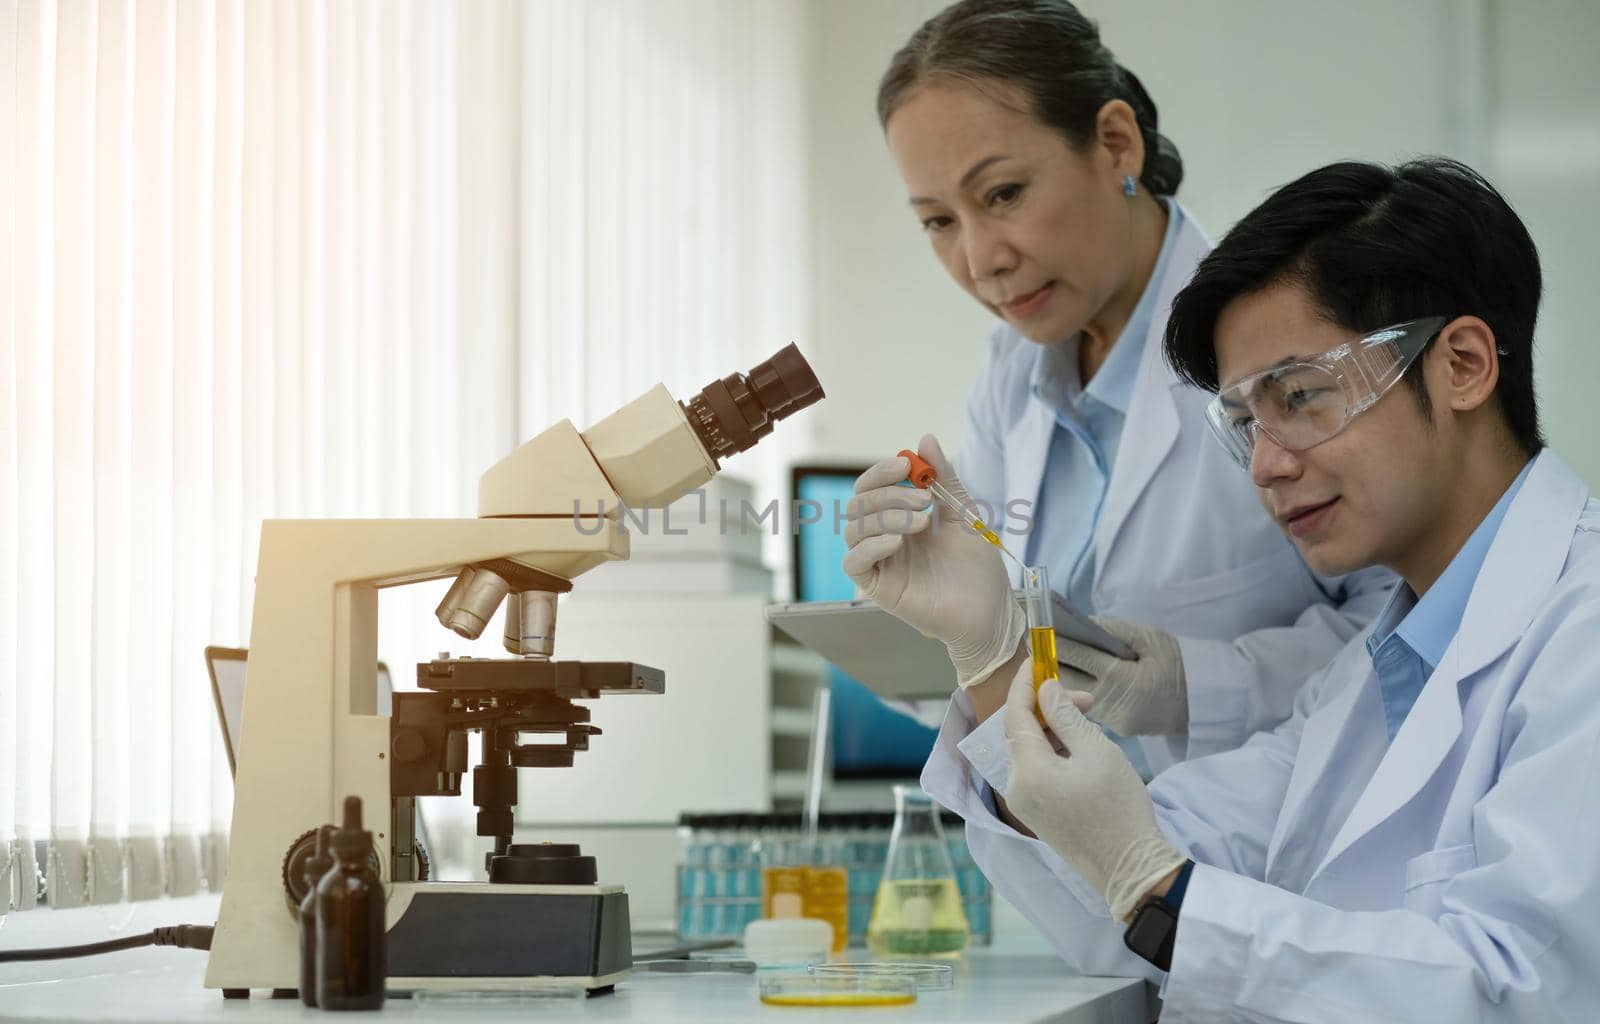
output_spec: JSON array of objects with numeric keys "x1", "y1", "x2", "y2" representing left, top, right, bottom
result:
[{"x1": 385, "y1": 882, "x2": 632, "y2": 991}]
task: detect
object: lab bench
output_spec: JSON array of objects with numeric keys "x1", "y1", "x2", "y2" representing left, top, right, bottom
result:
[{"x1": 0, "y1": 949, "x2": 1151, "y2": 1023}]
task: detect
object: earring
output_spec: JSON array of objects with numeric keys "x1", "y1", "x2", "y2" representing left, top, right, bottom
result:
[{"x1": 1122, "y1": 175, "x2": 1137, "y2": 197}]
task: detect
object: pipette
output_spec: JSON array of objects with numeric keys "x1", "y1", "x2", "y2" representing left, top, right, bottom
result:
[{"x1": 897, "y1": 449, "x2": 1025, "y2": 569}]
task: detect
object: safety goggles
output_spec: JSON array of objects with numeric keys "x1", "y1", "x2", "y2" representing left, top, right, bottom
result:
[{"x1": 1205, "y1": 317, "x2": 1448, "y2": 470}]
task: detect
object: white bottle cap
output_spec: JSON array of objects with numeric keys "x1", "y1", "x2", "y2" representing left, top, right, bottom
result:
[
  {"x1": 770, "y1": 891, "x2": 804, "y2": 919},
  {"x1": 742, "y1": 917, "x2": 832, "y2": 967}
]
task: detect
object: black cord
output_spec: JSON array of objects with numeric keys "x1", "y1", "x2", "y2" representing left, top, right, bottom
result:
[{"x1": 0, "y1": 923, "x2": 214, "y2": 963}]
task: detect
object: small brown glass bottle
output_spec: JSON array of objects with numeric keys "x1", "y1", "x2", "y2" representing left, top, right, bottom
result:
[
  {"x1": 298, "y1": 825, "x2": 335, "y2": 1007},
  {"x1": 315, "y1": 796, "x2": 386, "y2": 1010}
]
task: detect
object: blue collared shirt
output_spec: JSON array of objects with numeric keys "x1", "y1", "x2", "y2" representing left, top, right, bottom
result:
[
  {"x1": 1024, "y1": 199, "x2": 1184, "y2": 612},
  {"x1": 1365, "y1": 459, "x2": 1534, "y2": 740}
]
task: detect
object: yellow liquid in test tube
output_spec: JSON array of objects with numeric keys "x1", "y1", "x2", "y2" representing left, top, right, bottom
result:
[
  {"x1": 1030, "y1": 625, "x2": 1059, "y2": 691},
  {"x1": 1024, "y1": 567, "x2": 1057, "y2": 724}
]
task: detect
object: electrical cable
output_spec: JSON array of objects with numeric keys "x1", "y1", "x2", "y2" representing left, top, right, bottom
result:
[{"x1": 0, "y1": 923, "x2": 214, "y2": 963}]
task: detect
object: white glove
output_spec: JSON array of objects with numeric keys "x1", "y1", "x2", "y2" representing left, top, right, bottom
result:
[
  {"x1": 842, "y1": 434, "x2": 1024, "y2": 688},
  {"x1": 1060, "y1": 617, "x2": 1188, "y2": 736},
  {"x1": 1003, "y1": 663, "x2": 1187, "y2": 922}
]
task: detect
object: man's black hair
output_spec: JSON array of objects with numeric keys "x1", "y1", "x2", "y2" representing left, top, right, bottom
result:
[{"x1": 1163, "y1": 158, "x2": 1544, "y2": 455}]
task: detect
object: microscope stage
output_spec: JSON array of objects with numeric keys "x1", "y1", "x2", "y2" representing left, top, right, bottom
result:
[{"x1": 419, "y1": 658, "x2": 665, "y2": 697}]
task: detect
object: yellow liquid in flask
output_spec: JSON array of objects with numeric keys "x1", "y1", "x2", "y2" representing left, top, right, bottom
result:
[
  {"x1": 865, "y1": 878, "x2": 970, "y2": 958},
  {"x1": 762, "y1": 865, "x2": 849, "y2": 953}
]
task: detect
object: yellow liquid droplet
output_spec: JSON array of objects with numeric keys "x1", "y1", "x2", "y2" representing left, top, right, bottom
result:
[{"x1": 760, "y1": 992, "x2": 917, "y2": 1007}]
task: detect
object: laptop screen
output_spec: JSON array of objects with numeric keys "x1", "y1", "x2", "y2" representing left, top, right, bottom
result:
[{"x1": 205, "y1": 646, "x2": 392, "y2": 776}]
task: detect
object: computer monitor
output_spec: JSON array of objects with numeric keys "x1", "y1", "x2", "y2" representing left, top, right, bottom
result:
[{"x1": 790, "y1": 466, "x2": 939, "y2": 779}]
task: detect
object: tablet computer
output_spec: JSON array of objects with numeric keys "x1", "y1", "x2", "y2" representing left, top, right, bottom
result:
[
  {"x1": 1047, "y1": 590, "x2": 1138, "y2": 661},
  {"x1": 766, "y1": 590, "x2": 1134, "y2": 701}
]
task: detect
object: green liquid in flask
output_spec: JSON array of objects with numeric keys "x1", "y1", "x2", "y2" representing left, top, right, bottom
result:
[{"x1": 865, "y1": 878, "x2": 970, "y2": 957}]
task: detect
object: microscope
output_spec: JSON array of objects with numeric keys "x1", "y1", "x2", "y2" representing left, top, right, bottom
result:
[{"x1": 204, "y1": 345, "x2": 823, "y2": 997}]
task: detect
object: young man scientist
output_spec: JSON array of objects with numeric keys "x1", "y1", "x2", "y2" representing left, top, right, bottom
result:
[{"x1": 919, "y1": 158, "x2": 1600, "y2": 1020}]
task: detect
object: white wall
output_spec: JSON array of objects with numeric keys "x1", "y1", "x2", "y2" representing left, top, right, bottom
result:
[
  {"x1": 1486, "y1": 0, "x2": 1600, "y2": 487},
  {"x1": 802, "y1": 0, "x2": 1600, "y2": 484},
  {"x1": 805, "y1": 0, "x2": 995, "y2": 464}
]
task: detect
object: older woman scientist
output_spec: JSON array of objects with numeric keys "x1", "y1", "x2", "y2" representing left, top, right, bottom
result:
[{"x1": 845, "y1": 0, "x2": 1394, "y2": 775}]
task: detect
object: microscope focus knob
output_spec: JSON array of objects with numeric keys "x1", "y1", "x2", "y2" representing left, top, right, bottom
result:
[
  {"x1": 281, "y1": 828, "x2": 324, "y2": 914},
  {"x1": 392, "y1": 729, "x2": 428, "y2": 764},
  {"x1": 281, "y1": 826, "x2": 386, "y2": 913}
]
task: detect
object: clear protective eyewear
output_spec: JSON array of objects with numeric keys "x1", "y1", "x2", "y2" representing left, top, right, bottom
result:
[{"x1": 1205, "y1": 317, "x2": 1448, "y2": 470}]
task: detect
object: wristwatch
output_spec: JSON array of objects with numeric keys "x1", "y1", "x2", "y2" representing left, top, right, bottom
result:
[{"x1": 1123, "y1": 859, "x2": 1194, "y2": 972}]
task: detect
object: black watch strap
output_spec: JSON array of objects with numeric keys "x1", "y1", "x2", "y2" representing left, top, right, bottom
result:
[
  {"x1": 1123, "y1": 897, "x2": 1179, "y2": 971},
  {"x1": 1122, "y1": 860, "x2": 1193, "y2": 972}
]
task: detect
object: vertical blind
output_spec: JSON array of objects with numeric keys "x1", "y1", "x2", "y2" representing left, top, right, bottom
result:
[{"x1": 1, "y1": 0, "x2": 812, "y2": 912}]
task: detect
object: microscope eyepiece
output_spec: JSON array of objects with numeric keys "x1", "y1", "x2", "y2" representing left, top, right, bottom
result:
[{"x1": 682, "y1": 343, "x2": 824, "y2": 462}]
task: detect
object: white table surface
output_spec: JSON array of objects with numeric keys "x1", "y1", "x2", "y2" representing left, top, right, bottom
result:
[{"x1": 0, "y1": 948, "x2": 1150, "y2": 1024}]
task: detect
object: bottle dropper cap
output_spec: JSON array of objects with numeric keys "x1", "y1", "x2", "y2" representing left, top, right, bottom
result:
[
  {"x1": 303, "y1": 824, "x2": 335, "y2": 884},
  {"x1": 332, "y1": 795, "x2": 372, "y2": 859}
]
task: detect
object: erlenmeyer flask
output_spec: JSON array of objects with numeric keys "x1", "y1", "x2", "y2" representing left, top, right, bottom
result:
[{"x1": 866, "y1": 786, "x2": 970, "y2": 957}]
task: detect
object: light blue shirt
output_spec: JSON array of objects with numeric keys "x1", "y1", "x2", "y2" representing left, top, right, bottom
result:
[
  {"x1": 1365, "y1": 458, "x2": 1534, "y2": 740},
  {"x1": 1024, "y1": 199, "x2": 1184, "y2": 612}
]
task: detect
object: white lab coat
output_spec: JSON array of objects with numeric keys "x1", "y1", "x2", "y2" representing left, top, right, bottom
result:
[
  {"x1": 955, "y1": 206, "x2": 1394, "y2": 772},
  {"x1": 929, "y1": 450, "x2": 1600, "y2": 1022}
]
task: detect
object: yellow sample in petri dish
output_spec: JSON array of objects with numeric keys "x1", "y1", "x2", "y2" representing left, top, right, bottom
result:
[{"x1": 758, "y1": 975, "x2": 918, "y2": 1007}]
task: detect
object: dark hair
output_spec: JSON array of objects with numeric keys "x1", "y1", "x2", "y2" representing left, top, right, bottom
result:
[
  {"x1": 1163, "y1": 158, "x2": 1545, "y2": 456},
  {"x1": 878, "y1": 0, "x2": 1183, "y2": 196}
]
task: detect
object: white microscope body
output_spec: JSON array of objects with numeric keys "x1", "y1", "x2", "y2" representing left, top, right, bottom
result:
[{"x1": 205, "y1": 346, "x2": 821, "y2": 996}]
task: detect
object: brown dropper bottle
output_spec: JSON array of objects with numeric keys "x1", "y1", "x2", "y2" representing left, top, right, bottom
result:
[
  {"x1": 298, "y1": 824, "x2": 335, "y2": 1007},
  {"x1": 316, "y1": 796, "x2": 387, "y2": 1010}
]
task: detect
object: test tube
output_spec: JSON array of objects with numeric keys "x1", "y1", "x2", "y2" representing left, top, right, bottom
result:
[{"x1": 1022, "y1": 566, "x2": 1058, "y2": 714}]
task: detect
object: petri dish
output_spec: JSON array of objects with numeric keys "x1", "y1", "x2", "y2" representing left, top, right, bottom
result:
[
  {"x1": 758, "y1": 974, "x2": 918, "y2": 1008},
  {"x1": 691, "y1": 949, "x2": 826, "y2": 972},
  {"x1": 409, "y1": 984, "x2": 589, "y2": 1009},
  {"x1": 808, "y1": 962, "x2": 955, "y2": 991}
]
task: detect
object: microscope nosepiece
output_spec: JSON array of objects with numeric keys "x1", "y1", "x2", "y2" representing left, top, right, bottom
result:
[{"x1": 682, "y1": 343, "x2": 824, "y2": 462}]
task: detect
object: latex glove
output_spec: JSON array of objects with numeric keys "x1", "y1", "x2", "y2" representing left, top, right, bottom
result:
[
  {"x1": 842, "y1": 434, "x2": 1024, "y2": 688},
  {"x1": 1003, "y1": 664, "x2": 1187, "y2": 922},
  {"x1": 1060, "y1": 617, "x2": 1188, "y2": 736}
]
